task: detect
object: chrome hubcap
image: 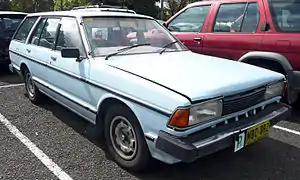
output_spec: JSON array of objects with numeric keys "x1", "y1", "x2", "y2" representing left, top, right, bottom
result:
[
  {"x1": 110, "y1": 116, "x2": 137, "y2": 160},
  {"x1": 26, "y1": 73, "x2": 35, "y2": 97}
]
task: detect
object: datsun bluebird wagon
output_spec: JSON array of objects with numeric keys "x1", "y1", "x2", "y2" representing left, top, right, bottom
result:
[{"x1": 9, "y1": 7, "x2": 290, "y2": 172}]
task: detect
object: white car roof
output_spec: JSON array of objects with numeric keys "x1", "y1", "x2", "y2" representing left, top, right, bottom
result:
[{"x1": 27, "y1": 10, "x2": 153, "y2": 20}]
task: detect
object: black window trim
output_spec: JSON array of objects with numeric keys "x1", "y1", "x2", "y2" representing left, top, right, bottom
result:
[
  {"x1": 167, "y1": 4, "x2": 212, "y2": 34},
  {"x1": 212, "y1": 2, "x2": 260, "y2": 34}
]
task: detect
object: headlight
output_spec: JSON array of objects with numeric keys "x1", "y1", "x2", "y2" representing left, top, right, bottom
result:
[
  {"x1": 168, "y1": 99, "x2": 223, "y2": 129},
  {"x1": 264, "y1": 80, "x2": 285, "y2": 100}
]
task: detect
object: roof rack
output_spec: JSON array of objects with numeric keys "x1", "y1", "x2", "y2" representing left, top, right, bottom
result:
[
  {"x1": 71, "y1": 3, "x2": 136, "y2": 13},
  {"x1": 72, "y1": 4, "x2": 128, "y2": 10}
]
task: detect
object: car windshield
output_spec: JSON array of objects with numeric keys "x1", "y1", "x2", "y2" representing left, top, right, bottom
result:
[
  {"x1": 269, "y1": 0, "x2": 300, "y2": 32},
  {"x1": 82, "y1": 17, "x2": 187, "y2": 57}
]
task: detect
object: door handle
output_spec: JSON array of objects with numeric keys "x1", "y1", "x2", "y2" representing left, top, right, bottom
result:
[
  {"x1": 26, "y1": 49, "x2": 31, "y2": 53},
  {"x1": 194, "y1": 37, "x2": 202, "y2": 42},
  {"x1": 50, "y1": 56, "x2": 57, "y2": 61}
]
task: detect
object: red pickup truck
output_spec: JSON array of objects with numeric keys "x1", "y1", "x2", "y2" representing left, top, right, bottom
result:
[{"x1": 165, "y1": 0, "x2": 300, "y2": 104}]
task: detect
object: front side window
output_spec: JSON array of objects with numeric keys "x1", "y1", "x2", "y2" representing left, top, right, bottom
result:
[
  {"x1": 83, "y1": 17, "x2": 187, "y2": 57},
  {"x1": 269, "y1": 0, "x2": 300, "y2": 32},
  {"x1": 39, "y1": 18, "x2": 60, "y2": 49},
  {"x1": 56, "y1": 17, "x2": 86, "y2": 56},
  {"x1": 213, "y1": 3, "x2": 259, "y2": 33},
  {"x1": 14, "y1": 17, "x2": 38, "y2": 43},
  {"x1": 168, "y1": 5, "x2": 211, "y2": 32}
]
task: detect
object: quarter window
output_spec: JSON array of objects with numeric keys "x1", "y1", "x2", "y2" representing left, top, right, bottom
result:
[
  {"x1": 56, "y1": 17, "x2": 86, "y2": 56},
  {"x1": 14, "y1": 17, "x2": 38, "y2": 43},
  {"x1": 213, "y1": 3, "x2": 259, "y2": 33},
  {"x1": 168, "y1": 5, "x2": 211, "y2": 32},
  {"x1": 39, "y1": 18, "x2": 60, "y2": 49}
]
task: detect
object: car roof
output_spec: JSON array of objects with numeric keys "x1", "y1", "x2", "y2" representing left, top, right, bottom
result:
[
  {"x1": 0, "y1": 11, "x2": 28, "y2": 15},
  {"x1": 27, "y1": 10, "x2": 153, "y2": 20},
  {"x1": 187, "y1": 0, "x2": 253, "y2": 7}
]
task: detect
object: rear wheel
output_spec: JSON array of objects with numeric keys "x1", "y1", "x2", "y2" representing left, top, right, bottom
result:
[
  {"x1": 103, "y1": 104, "x2": 152, "y2": 172},
  {"x1": 23, "y1": 68, "x2": 42, "y2": 104}
]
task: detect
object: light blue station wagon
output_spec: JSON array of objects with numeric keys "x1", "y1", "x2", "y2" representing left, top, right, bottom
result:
[{"x1": 9, "y1": 8, "x2": 290, "y2": 172}]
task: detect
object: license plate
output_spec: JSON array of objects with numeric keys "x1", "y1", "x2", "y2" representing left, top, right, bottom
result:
[{"x1": 234, "y1": 121, "x2": 270, "y2": 152}]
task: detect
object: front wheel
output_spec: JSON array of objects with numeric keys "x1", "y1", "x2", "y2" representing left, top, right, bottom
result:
[{"x1": 104, "y1": 104, "x2": 152, "y2": 172}]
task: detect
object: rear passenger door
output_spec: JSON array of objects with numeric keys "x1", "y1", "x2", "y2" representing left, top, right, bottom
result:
[
  {"x1": 202, "y1": 0, "x2": 265, "y2": 60},
  {"x1": 166, "y1": 4, "x2": 212, "y2": 54},
  {"x1": 47, "y1": 17, "x2": 94, "y2": 118},
  {"x1": 26, "y1": 17, "x2": 59, "y2": 84}
]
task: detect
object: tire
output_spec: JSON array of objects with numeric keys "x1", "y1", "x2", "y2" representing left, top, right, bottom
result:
[
  {"x1": 23, "y1": 68, "x2": 42, "y2": 104},
  {"x1": 103, "y1": 104, "x2": 152, "y2": 172}
]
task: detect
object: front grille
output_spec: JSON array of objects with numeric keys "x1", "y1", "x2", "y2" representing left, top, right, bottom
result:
[{"x1": 222, "y1": 87, "x2": 266, "y2": 115}]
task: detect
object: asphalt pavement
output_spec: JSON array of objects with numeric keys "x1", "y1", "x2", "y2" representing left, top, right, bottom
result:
[{"x1": 0, "y1": 71, "x2": 300, "y2": 180}]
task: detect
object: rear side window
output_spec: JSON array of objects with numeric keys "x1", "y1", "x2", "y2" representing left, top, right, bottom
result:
[
  {"x1": 29, "y1": 18, "x2": 47, "y2": 45},
  {"x1": 168, "y1": 5, "x2": 211, "y2": 32},
  {"x1": 14, "y1": 17, "x2": 38, "y2": 43},
  {"x1": 269, "y1": 0, "x2": 300, "y2": 32},
  {"x1": 213, "y1": 3, "x2": 259, "y2": 33}
]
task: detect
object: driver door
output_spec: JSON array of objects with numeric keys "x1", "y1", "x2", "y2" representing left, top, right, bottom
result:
[{"x1": 47, "y1": 17, "x2": 95, "y2": 119}]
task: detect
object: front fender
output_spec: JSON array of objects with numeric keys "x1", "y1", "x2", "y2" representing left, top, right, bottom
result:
[
  {"x1": 96, "y1": 93, "x2": 171, "y2": 143},
  {"x1": 96, "y1": 93, "x2": 134, "y2": 114}
]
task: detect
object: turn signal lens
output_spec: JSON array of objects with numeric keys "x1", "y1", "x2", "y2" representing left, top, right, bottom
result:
[{"x1": 168, "y1": 109, "x2": 189, "y2": 128}]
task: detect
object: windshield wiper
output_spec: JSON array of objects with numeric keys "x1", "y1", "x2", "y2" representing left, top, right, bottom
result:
[
  {"x1": 105, "y1": 43, "x2": 151, "y2": 60},
  {"x1": 159, "y1": 40, "x2": 180, "y2": 54}
]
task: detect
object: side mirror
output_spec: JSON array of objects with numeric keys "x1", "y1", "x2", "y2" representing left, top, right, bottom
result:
[{"x1": 61, "y1": 48, "x2": 80, "y2": 59}]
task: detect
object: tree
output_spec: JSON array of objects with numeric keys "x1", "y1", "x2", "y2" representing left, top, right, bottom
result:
[
  {"x1": 11, "y1": 0, "x2": 54, "y2": 12},
  {"x1": 54, "y1": 0, "x2": 91, "y2": 11},
  {"x1": 100, "y1": 0, "x2": 160, "y2": 18}
]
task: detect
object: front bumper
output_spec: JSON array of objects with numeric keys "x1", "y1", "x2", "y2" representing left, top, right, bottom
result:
[{"x1": 155, "y1": 103, "x2": 291, "y2": 163}]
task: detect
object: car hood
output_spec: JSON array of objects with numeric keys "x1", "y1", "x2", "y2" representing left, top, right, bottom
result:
[{"x1": 104, "y1": 51, "x2": 285, "y2": 102}]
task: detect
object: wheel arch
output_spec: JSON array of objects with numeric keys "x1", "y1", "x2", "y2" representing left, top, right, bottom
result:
[
  {"x1": 20, "y1": 62, "x2": 30, "y2": 80},
  {"x1": 95, "y1": 95, "x2": 142, "y2": 137},
  {"x1": 238, "y1": 51, "x2": 293, "y2": 72}
]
